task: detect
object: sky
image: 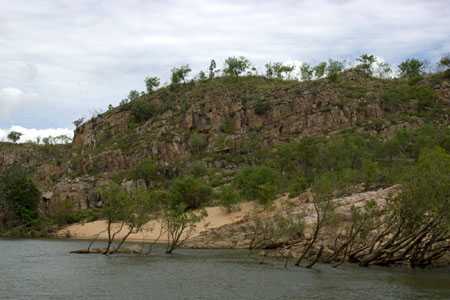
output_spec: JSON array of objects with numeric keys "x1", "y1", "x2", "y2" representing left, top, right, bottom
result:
[{"x1": 1, "y1": 0, "x2": 449, "y2": 141}]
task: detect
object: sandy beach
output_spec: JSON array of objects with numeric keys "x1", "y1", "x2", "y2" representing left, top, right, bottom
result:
[{"x1": 56, "y1": 202, "x2": 257, "y2": 242}]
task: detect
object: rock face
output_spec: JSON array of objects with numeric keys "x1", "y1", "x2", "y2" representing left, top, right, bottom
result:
[
  {"x1": 48, "y1": 177, "x2": 100, "y2": 212},
  {"x1": 1, "y1": 74, "x2": 449, "y2": 215}
]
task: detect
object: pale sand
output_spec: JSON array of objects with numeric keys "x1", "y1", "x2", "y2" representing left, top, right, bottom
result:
[
  {"x1": 56, "y1": 186, "x2": 398, "y2": 244},
  {"x1": 56, "y1": 202, "x2": 257, "y2": 242}
]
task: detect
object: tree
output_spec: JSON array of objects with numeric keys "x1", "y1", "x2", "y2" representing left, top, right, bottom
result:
[
  {"x1": 234, "y1": 166, "x2": 280, "y2": 206},
  {"x1": 169, "y1": 176, "x2": 212, "y2": 210},
  {"x1": 7, "y1": 131, "x2": 22, "y2": 143},
  {"x1": 97, "y1": 183, "x2": 157, "y2": 254},
  {"x1": 265, "y1": 63, "x2": 274, "y2": 78},
  {"x1": 160, "y1": 177, "x2": 212, "y2": 253},
  {"x1": 189, "y1": 132, "x2": 208, "y2": 154},
  {"x1": 218, "y1": 185, "x2": 241, "y2": 211},
  {"x1": 223, "y1": 56, "x2": 251, "y2": 77},
  {"x1": 265, "y1": 62, "x2": 294, "y2": 79},
  {"x1": 0, "y1": 166, "x2": 41, "y2": 229},
  {"x1": 398, "y1": 58, "x2": 425, "y2": 80},
  {"x1": 328, "y1": 147, "x2": 450, "y2": 268},
  {"x1": 356, "y1": 53, "x2": 376, "y2": 76},
  {"x1": 171, "y1": 65, "x2": 191, "y2": 85},
  {"x1": 439, "y1": 54, "x2": 450, "y2": 69},
  {"x1": 295, "y1": 174, "x2": 336, "y2": 268},
  {"x1": 128, "y1": 90, "x2": 140, "y2": 102},
  {"x1": 300, "y1": 63, "x2": 314, "y2": 81},
  {"x1": 73, "y1": 118, "x2": 84, "y2": 128},
  {"x1": 97, "y1": 183, "x2": 130, "y2": 254},
  {"x1": 111, "y1": 187, "x2": 158, "y2": 253},
  {"x1": 313, "y1": 62, "x2": 327, "y2": 79},
  {"x1": 197, "y1": 71, "x2": 207, "y2": 81},
  {"x1": 439, "y1": 54, "x2": 450, "y2": 77},
  {"x1": 377, "y1": 62, "x2": 392, "y2": 79},
  {"x1": 326, "y1": 59, "x2": 345, "y2": 81},
  {"x1": 208, "y1": 59, "x2": 217, "y2": 79},
  {"x1": 130, "y1": 98, "x2": 157, "y2": 122},
  {"x1": 132, "y1": 159, "x2": 159, "y2": 187},
  {"x1": 145, "y1": 76, "x2": 160, "y2": 93},
  {"x1": 54, "y1": 135, "x2": 72, "y2": 144}
]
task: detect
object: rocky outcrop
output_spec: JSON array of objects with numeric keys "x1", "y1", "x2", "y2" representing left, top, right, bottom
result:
[{"x1": 2, "y1": 74, "x2": 449, "y2": 218}]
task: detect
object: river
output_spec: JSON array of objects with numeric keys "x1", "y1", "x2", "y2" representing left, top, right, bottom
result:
[{"x1": 0, "y1": 239, "x2": 449, "y2": 299}]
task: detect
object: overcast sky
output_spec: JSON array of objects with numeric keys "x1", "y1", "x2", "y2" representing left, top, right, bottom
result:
[{"x1": 1, "y1": 0, "x2": 449, "y2": 141}]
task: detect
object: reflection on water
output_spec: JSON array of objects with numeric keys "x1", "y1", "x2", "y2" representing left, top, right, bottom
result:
[{"x1": 0, "y1": 239, "x2": 449, "y2": 300}]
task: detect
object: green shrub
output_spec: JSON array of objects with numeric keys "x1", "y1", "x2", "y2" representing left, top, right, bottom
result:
[
  {"x1": 190, "y1": 132, "x2": 208, "y2": 154},
  {"x1": 287, "y1": 177, "x2": 308, "y2": 198},
  {"x1": 169, "y1": 176, "x2": 212, "y2": 210},
  {"x1": 0, "y1": 166, "x2": 41, "y2": 228},
  {"x1": 220, "y1": 117, "x2": 235, "y2": 134},
  {"x1": 131, "y1": 99, "x2": 158, "y2": 122},
  {"x1": 132, "y1": 159, "x2": 159, "y2": 186},
  {"x1": 218, "y1": 185, "x2": 241, "y2": 211},
  {"x1": 187, "y1": 161, "x2": 208, "y2": 178},
  {"x1": 254, "y1": 98, "x2": 271, "y2": 115},
  {"x1": 234, "y1": 166, "x2": 280, "y2": 205},
  {"x1": 382, "y1": 84, "x2": 437, "y2": 112}
]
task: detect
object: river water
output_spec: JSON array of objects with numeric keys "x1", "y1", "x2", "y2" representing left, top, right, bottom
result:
[{"x1": 0, "y1": 239, "x2": 449, "y2": 300}]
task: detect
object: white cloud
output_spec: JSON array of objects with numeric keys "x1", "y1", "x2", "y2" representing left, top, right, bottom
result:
[
  {"x1": 0, "y1": 0, "x2": 449, "y2": 128},
  {"x1": 0, "y1": 126, "x2": 73, "y2": 144}
]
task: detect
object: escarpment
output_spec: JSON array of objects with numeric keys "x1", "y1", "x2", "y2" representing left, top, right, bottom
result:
[{"x1": 2, "y1": 73, "x2": 449, "y2": 216}]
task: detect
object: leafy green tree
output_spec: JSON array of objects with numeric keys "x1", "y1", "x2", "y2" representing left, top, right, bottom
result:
[
  {"x1": 145, "y1": 76, "x2": 160, "y2": 93},
  {"x1": 132, "y1": 159, "x2": 159, "y2": 186},
  {"x1": 313, "y1": 62, "x2": 327, "y2": 79},
  {"x1": 7, "y1": 131, "x2": 22, "y2": 143},
  {"x1": 265, "y1": 62, "x2": 294, "y2": 79},
  {"x1": 295, "y1": 173, "x2": 336, "y2": 268},
  {"x1": 377, "y1": 62, "x2": 392, "y2": 79},
  {"x1": 223, "y1": 56, "x2": 251, "y2": 77},
  {"x1": 97, "y1": 183, "x2": 156, "y2": 254},
  {"x1": 208, "y1": 59, "x2": 217, "y2": 79},
  {"x1": 197, "y1": 70, "x2": 207, "y2": 81},
  {"x1": 254, "y1": 97, "x2": 271, "y2": 115},
  {"x1": 128, "y1": 90, "x2": 140, "y2": 102},
  {"x1": 300, "y1": 63, "x2": 314, "y2": 81},
  {"x1": 397, "y1": 147, "x2": 450, "y2": 229},
  {"x1": 158, "y1": 177, "x2": 211, "y2": 253},
  {"x1": 169, "y1": 176, "x2": 212, "y2": 210},
  {"x1": 326, "y1": 59, "x2": 345, "y2": 81},
  {"x1": 439, "y1": 54, "x2": 450, "y2": 77},
  {"x1": 265, "y1": 62, "x2": 275, "y2": 78},
  {"x1": 189, "y1": 132, "x2": 208, "y2": 154},
  {"x1": 218, "y1": 185, "x2": 241, "y2": 211},
  {"x1": 398, "y1": 58, "x2": 425, "y2": 80},
  {"x1": 130, "y1": 98, "x2": 157, "y2": 122},
  {"x1": 0, "y1": 166, "x2": 41, "y2": 228},
  {"x1": 356, "y1": 53, "x2": 376, "y2": 76},
  {"x1": 97, "y1": 183, "x2": 130, "y2": 254},
  {"x1": 171, "y1": 65, "x2": 191, "y2": 85},
  {"x1": 439, "y1": 54, "x2": 450, "y2": 69},
  {"x1": 235, "y1": 166, "x2": 280, "y2": 205}
]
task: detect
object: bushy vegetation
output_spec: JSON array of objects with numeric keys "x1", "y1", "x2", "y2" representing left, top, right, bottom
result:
[
  {"x1": 0, "y1": 166, "x2": 42, "y2": 235},
  {"x1": 234, "y1": 166, "x2": 280, "y2": 205},
  {"x1": 130, "y1": 98, "x2": 158, "y2": 122}
]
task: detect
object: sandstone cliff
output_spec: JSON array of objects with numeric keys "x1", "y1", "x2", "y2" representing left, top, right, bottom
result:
[{"x1": 2, "y1": 72, "x2": 449, "y2": 214}]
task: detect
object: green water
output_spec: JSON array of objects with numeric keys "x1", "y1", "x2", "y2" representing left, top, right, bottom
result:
[{"x1": 0, "y1": 239, "x2": 449, "y2": 299}]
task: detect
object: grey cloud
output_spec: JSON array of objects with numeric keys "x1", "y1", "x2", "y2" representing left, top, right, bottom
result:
[{"x1": 0, "y1": 0, "x2": 449, "y2": 129}]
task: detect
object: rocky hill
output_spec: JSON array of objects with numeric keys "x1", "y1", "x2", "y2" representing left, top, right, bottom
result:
[{"x1": 2, "y1": 71, "x2": 449, "y2": 215}]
